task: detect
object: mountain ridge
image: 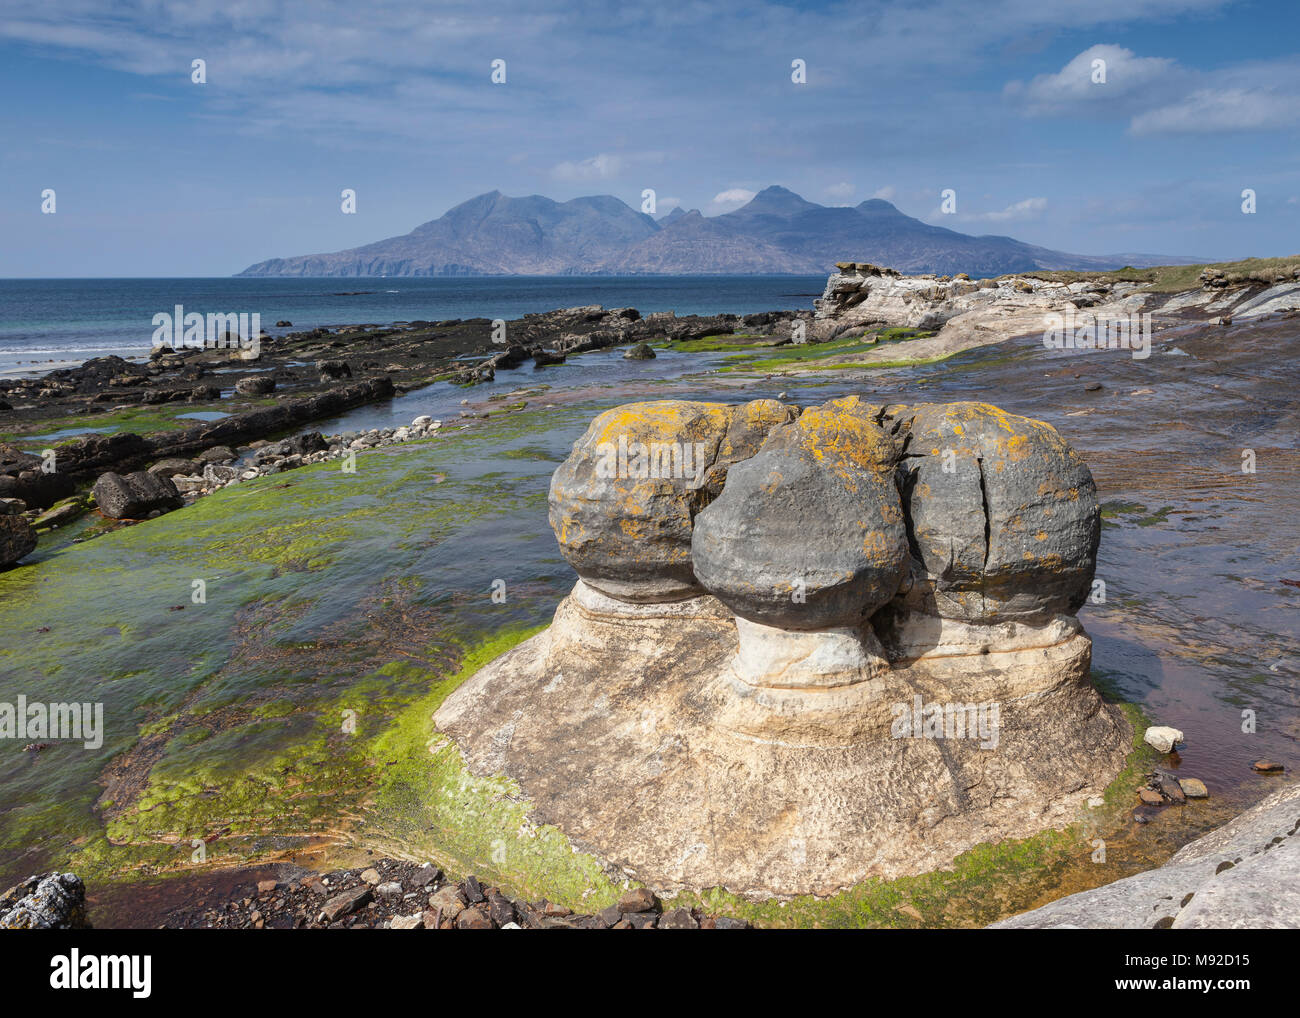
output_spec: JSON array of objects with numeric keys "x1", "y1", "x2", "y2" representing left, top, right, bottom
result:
[{"x1": 237, "y1": 185, "x2": 1197, "y2": 277}]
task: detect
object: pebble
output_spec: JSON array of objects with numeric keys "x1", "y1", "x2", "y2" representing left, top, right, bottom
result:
[
  {"x1": 1252, "y1": 759, "x2": 1284, "y2": 773},
  {"x1": 617, "y1": 887, "x2": 657, "y2": 914},
  {"x1": 1179, "y1": 778, "x2": 1209, "y2": 798}
]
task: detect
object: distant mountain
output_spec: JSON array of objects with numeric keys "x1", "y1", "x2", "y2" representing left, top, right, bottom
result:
[{"x1": 237, "y1": 185, "x2": 1194, "y2": 277}]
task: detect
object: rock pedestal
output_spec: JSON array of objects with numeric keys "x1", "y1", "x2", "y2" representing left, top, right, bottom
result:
[{"x1": 436, "y1": 397, "x2": 1130, "y2": 898}]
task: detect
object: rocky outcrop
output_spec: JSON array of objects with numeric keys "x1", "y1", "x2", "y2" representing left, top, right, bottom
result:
[
  {"x1": 812, "y1": 262, "x2": 1300, "y2": 347},
  {"x1": 437, "y1": 397, "x2": 1129, "y2": 898},
  {"x1": 990, "y1": 784, "x2": 1300, "y2": 928},
  {"x1": 0, "y1": 872, "x2": 88, "y2": 929},
  {"x1": 0, "y1": 514, "x2": 38, "y2": 567}
]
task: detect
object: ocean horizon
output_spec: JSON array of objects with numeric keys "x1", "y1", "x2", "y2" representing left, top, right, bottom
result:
[{"x1": 0, "y1": 275, "x2": 827, "y2": 375}]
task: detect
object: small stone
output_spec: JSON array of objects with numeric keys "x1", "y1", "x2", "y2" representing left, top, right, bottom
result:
[
  {"x1": 1138, "y1": 789, "x2": 1164, "y2": 806},
  {"x1": 1179, "y1": 778, "x2": 1209, "y2": 798},
  {"x1": 456, "y1": 907, "x2": 493, "y2": 930},
  {"x1": 658, "y1": 907, "x2": 698, "y2": 930},
  {"x1": 487, "y1": 892, "x2": 515, "y2": 927},
  {"x1": 375, "y1": 881, "x2": 403, "y2": 901},
  {"x1": 1252, "y1": 759, "x2": 1284, "y2": 773},
  {"x1": 598, "y1": 904, "x2": 622, "y2": 926},
  {"x1": 617, "y1": 887, "x2": 658, "y2": 914},
  {"x1": 1143, "y1": 726, "x2": 1184, "y2": 754},
  {"x1": 611, "y1": 919, "x2": 633, "y2": 929},
  {"x1": 390, "y1": 913, "x2": 424, "y2": 930},
  {"x1": 428, "y1": 885, "x2": 465, "y2": 919},
  {"x1": 463, "y1": 875, "x2": 485, "y2": 903},
  {"x1": 714, "y1": 917, "x2": 750, "y2": 929},
  {"x1": 360, "y1": 868, "x2": 382, "y2": 885},
  {"x1": 1087, "y1": 795, "x2": 1105, "y2": 808},
  {"x1": 626, "y1": 912, "x2": 657, "y2": 929},
  {"x1": 543, "y1": 902, "x2": 572, "y2": 918},
  {"x1": 256, "y1": 879, "x2": 277, "y2": 895},
  {"x1": 1156, "y1": 776, "x2": 1186, "y2": 803},
  {"x1": 319, "y1": 887, "x2": 372, "y2": 923},
  {"x1": 500, "y1": 922, "x2": 522, "y2": 929}
]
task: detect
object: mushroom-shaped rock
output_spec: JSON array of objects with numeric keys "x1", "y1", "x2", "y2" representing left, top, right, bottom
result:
[
  {"x1": 548, "y1": 399, "x2": 799, "y2": 602},
  {"x1": 691, "y1": 395, "x2": 909, "y2": 630},
  {"x1": 887, "y1": 401, "x2": 1099, "y2": 623}
]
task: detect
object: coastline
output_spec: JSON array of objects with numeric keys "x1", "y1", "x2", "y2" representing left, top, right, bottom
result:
[{"x1": 2, "y1": 257, "x2": 1297, "y2": 927}]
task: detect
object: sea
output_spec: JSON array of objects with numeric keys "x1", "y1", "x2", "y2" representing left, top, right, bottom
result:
[{"x1": 0, "y1": 276, "x2": 828, "y2": 376}]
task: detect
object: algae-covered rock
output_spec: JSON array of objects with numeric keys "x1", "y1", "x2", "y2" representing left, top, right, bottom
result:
[
  {"x1": 548, "y1": 399, "x2": 798, "y2": 601},
  {"x1": 887, "y1": 401, "x2": 1100, "y2": 623},
  {"x1": 691, "y1": 396, "x2": 908, "y2": 628}
]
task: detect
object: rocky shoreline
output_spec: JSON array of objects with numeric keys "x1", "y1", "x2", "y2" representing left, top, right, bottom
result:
[
  {"x1": 2, "y1": 860, "x2": 750, "y2": 930},
  {"x1": 6, "y1": 257, "x2": 1299, "y2": 571}
]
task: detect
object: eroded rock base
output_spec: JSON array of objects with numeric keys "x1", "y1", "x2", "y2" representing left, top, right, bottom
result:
[{"x1": 435, "y1": 582, "x2": 1131, "y2": 899}]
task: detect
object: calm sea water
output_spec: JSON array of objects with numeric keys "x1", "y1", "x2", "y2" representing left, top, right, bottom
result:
[{"x1": 0, "y1": 276, "x2": 826, "y2": 375}]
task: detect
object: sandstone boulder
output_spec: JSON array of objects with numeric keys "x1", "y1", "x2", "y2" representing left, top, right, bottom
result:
[
  {"x1": 886, "y1": 401, "x2": 1100, "y2": 623},
  {"x1": 691, "y1": 396, "x2": 908, "y2": 629}
]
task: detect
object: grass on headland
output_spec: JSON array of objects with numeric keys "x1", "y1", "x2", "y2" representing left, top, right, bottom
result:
[{"x1": 1014, "y1": 254, "x2": 1300, "y2": 293}]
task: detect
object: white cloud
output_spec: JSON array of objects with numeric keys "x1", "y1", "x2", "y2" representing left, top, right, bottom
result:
[
  {"x1": 824, "y1": 181, "x2": 854, "y2": 201},
  {"x1": 935, "y1": 197, "x2": 1047, "y2": 223},
  {"x1": 1006, "y1": 44, "x2": 1179, "y2": 113},
  {"x1": 550, "y1": 153, "x2": 625, "y2": 181},
  {"x1": 1129, "y1": 87, "x2": 1300, "y2": 134},
  {"x1": 710, "y1": 188, "x2": 756, "y2": 210},
  {"x1": 870, "y1": 186, "x2": 896, "y2": 200}
]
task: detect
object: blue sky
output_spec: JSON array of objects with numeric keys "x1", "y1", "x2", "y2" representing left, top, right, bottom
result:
[{"x1": 1, "y1": 0, "x2": 1297, "y2": 276}]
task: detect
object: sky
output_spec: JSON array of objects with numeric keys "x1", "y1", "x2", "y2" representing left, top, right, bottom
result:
[{"x1": 1, "y1": 0, "x2": 1298, "y2": 276}]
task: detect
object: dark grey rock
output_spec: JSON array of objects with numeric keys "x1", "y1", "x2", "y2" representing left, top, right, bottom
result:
[
  {"x1": 886, "y1": 401, "x2": 1100, "y2": 623},
  {"x1": 692, "y1": 396, "x2": 908, "y2": 629},
  {"x1": 235, "y1": 375, "x2": 276, "y2": 395},
  {"x1": 91, "y1": 470, "x2": 183, "y2": 519}
]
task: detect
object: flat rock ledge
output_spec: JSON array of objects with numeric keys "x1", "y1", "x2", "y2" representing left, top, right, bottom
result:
[
  {"x1": 436, "y1": 397, "x2": 1130, "y2": 899},
  {"x1": 990, "y1": 783, "x2": 1300, "y2": 928}
]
